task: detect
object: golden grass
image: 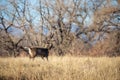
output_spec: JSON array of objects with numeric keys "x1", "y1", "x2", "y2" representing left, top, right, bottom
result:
[{"x1": 0, "y1": 56, "x2": 120, "y2": 80}]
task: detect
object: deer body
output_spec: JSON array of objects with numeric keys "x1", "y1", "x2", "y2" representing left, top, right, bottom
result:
[{"x1": 24, "y1": 47, "x2": 49, "y2": 60}]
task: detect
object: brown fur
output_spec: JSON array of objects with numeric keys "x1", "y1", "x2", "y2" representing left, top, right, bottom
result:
[{"x1": 16, "y1": 50, "x2": 29, "y2": 57}]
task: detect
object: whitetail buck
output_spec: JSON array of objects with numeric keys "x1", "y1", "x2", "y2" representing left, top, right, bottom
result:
[{"x1": 24, "y1": 47, "x2": 49, "y2": 60}]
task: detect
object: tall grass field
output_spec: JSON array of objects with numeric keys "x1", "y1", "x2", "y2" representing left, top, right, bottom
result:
[{"x1": 0, "y1": 56, "x2": 120, "y2": 80}]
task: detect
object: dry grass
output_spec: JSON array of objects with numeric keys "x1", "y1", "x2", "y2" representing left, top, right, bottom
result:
[{"x1": 0, "y1": 56, "x2": 120, "y2": 80}]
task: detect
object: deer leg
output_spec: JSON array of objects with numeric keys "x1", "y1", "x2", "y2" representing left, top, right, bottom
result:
[
  {"x1": 41, "y1": 56, "x2": 44, "y2": 60},
  {"x1": 46, "y1": 56, "x2": 48, "y2": 61}
]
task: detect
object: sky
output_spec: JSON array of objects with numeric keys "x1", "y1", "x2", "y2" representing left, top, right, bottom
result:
[{"x1": 0, "y1": 0, "x2": 7, "y2": 6}]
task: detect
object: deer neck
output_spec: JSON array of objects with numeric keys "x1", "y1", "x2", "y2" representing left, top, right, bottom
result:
[{"x1": 28, "y1": 48, "x2": 33, "y2": 57}]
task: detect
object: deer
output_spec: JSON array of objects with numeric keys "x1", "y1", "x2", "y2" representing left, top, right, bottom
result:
[{"x1": 24, "y1": 47, "x2": 49, "y2": 60}]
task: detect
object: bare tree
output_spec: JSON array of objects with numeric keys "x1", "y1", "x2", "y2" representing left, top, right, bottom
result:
[
  {"x1": 0, "y1": 0, "x2": 27, "y2": 56},
  {"x1": 88, "y1": 0, "x2": 120, "y2": 56},
  {"x1": 0, "y1": 0, "x2": 119, "y2": 57}
]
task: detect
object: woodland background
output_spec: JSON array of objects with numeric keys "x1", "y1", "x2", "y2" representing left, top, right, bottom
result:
[{"x1": 0, "y1": 0, "x2": 120, "y2": 57}]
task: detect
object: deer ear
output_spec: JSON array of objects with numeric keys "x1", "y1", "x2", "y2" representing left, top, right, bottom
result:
[
  {"x1": 24, "y1": 47, "x2": 27, "y2": 48},
  {"x1": 24, "y1": 47, "x2": 29, "y2": 50}
]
